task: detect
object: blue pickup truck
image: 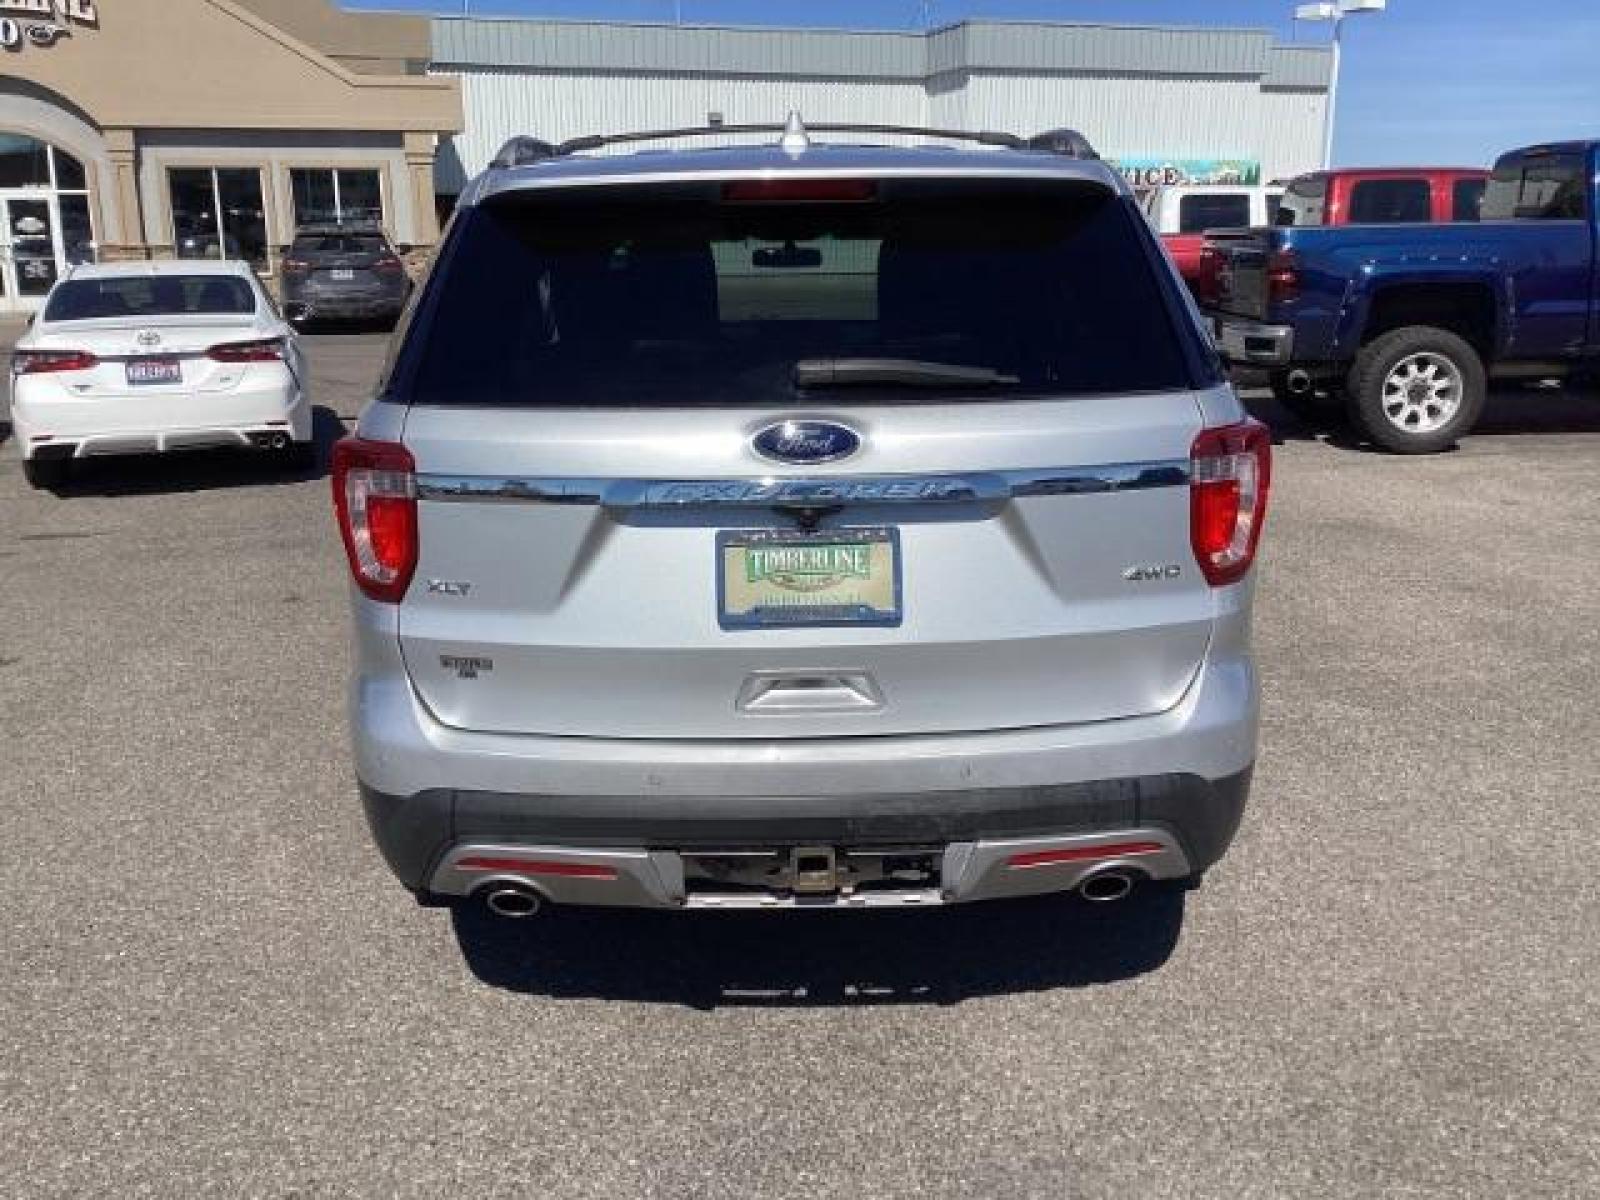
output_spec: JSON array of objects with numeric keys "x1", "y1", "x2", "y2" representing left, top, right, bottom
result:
[{"x1": 1202, "y1": 141, "x2": 1596, "y2": 452}]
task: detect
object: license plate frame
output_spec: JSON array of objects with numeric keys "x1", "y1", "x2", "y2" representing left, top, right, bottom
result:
[
  {"x1": 717, "y1": 527, "x2": 903, "y2": 631},
  {"x1": 125, "y1": 358, "x2": 182, "y2": 386}
]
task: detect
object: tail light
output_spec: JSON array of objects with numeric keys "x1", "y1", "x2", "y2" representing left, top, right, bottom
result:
[
  {"x1": 208, "y1": 338, "x2": 285, "y2": 363},
  {"x1": 282, "y1": 258, "x2": 310, "y2": 275},
  {"x1": 1266, "y1": 249, "x2": 1300, "y2": 303},
  {"x1": 12, "y1": 349, "x2": 98, "y2": 375},
  {"x1": 332, "y1": 437, "x2": 417, "y2": 604},
  {"x1": 1196, "y1": 245, "x2": 1225, "y2": 306},
  {"x1": 722, "y1": 179, "x2": 879, "y2": 204},
  {"x1": 374, "y1": 256, "x2": 405, "y2": 275},
  {"x1": 1191, "y1": 421, "x2": 1272, "y2": 587}
]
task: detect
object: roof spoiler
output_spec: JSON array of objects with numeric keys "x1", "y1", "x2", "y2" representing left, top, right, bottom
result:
[{"x1": 489, "y1": 114, "x2": 1098, "y2": 169}]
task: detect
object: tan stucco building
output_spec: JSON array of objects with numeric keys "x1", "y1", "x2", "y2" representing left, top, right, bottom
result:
[{"x1": 0, "y1": 0, "x2": 462, "y2": 312}]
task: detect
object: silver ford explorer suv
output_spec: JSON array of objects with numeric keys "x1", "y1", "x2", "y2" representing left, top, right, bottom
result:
[{"x1": 333, "y1": 117, "x2": 1271, "y2": 918}]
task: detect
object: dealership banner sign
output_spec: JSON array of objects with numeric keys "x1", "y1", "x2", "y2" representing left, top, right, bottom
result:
[
  {"x1": 0, "y1": 0, "x2": 96, "y2": 50},
  {"x1": 1112, "y1": 158, "x2": 1262, "y2": 188}
]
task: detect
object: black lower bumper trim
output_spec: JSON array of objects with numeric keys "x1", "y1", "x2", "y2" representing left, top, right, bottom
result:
[{"x1": 359, "y1": 770, "x2": 1251, "y2": 893}]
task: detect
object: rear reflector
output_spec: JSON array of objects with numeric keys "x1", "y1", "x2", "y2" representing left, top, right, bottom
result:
[
  {"x1": 1006, "y1": 842, "x2": 1165, "y2": 870},
  {"x1": 722, "y1": 178, "x2": 879, "y2": 204},
  {"x1": 456, "y1": 857, "x2": 619, "y2": 880},
  {"x1": 1191, "y1": 420, "x2": 1272, "y2": 587},
  {"x1": 208, "y1": 338, "x2": 286, "y2": 363},
  {"x1": 12, "y1": 349, "x2": 98, "y2": 375},
  {"x1": 331, "y1": 437, "x2": 418, "y2": 604}
]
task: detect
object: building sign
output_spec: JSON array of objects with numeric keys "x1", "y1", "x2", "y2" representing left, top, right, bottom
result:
[
  {"x1": 1112, "y1": 158, "x2": 1262, "y2": 188},
  {"x1": 0, "y1": 0, "x2": 96, "y2": 50}
]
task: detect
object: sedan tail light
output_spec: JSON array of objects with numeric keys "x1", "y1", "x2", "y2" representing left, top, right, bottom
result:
[
  {"x1": 1191, "y1": 421, "x2": 1272, "y2": 587},
  {"x1": 281, "y1": 258, "x2": 311, "y2": 275},
  {"x1": 374, "y1": 256, "x2": 405, "y2": 275},
  {"x1": 207, "y1": 338, "x2": 286, "y2": 363},
  {"x1": 12, "y1": 349, "x2": 99, "y2": 375},
  {"x1": 332, "y1": 437, "x2": 417, "y2": 604}
]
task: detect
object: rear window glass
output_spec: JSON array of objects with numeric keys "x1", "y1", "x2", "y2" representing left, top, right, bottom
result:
[
  {"x1": 1177, "y1": 193, "x2": 1251, "y2": 233},
  {"x1": 395, "y1": 180, "x2": 1201, "y2": 407},
  {"x1": 1452, "y1": 178, "x2": 1485, "y2": 222},
  {"x1": 1481, "y1": 153, "x2": 1587, "y2": 220},
  {"x1": 1348, "y1": 179, "x2": 1432, "y2": 224},
  {"x1": 291, "y1": 234, "x2": 389, "y2": 255},
  {"x1": 44, "y1": 275, "x2": 256, "y2": 321}
]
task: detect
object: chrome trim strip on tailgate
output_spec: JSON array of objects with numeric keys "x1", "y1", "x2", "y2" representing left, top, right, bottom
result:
[{"x1": 415, "y1": 460, "x2": 1190, "y2": 507}]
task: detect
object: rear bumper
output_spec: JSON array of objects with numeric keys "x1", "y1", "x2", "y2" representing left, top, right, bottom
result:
[
  {"x1": 363, "y1": 771, "x2": 1246, "y2": 909},
  {"x1": 1212, "y1": 317, "x2": 1295, "y2": 366},
  {"x1": 285, "y1": 290, "x2": 405, "y2": 319},
  {"x1": 12, "y1": 374, "x2": 310, "y2": 457}
]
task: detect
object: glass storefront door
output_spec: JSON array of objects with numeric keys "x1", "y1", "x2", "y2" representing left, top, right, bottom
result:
[
  {"x1": 2, "y1": 197, "x2": 61, "y2": 304},
  {"x1": 0, "y1": 135, "x2": 95, "y2": 314}
]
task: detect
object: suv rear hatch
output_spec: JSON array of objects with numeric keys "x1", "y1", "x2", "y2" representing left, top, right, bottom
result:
[{"x1": 385, "y1": 174, "x2": 1222, "y2": 740}]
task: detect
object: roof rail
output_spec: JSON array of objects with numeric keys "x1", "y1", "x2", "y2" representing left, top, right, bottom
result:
[
  {"x1": 488, "y1": 114, "x2": 1098, "y2": 168},
  {"x1": 490, "y1": 135, "x2": 560, "y2": 169}
]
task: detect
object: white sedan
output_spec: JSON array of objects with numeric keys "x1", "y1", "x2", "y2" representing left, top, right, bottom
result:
[{"x1": 9, "y1": 260, "x2": 311, "y2": 488}]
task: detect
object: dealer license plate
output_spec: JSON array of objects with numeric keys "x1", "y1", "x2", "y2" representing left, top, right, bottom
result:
[
  {"x1": 717, "y1": 527, "x2": 902, "y2": 630},
  {"x1": 126, "y1": 358, "x2": 182, "y2": 386}
]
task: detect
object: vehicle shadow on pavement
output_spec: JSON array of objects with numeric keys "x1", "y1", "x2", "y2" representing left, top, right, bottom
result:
[
  {"x1": 450, "y1": 887, "x2": 1187, "y2": 1008},
  {"x1": 32, "y1": 406, "x2": 347, "y2": 496},
  {"x1": 1243, "y1": 382, "x2": 1600, "y2": 449}
]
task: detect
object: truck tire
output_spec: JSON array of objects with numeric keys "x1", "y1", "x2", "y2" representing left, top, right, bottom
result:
[{"x1": 1347, "y1": 327, "x2": 1486, "y2": 454}]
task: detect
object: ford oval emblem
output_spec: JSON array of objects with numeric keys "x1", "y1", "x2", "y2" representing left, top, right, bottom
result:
[{"x1": 752, "y1": 420, "x2": 861, "y2": 466}]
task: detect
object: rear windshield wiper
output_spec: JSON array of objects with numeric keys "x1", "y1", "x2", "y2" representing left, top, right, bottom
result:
[{"x1": 793, "y1": 358, "x2": 1021, "y2": 389}]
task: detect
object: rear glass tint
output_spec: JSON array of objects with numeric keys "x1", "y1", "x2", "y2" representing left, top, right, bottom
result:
[
  {"x1": 1481, "y1": 153, "x2": 1587, "y2": 220},
  {"x1": 1451, "y1": 178, "x2": 1485, "y2": 222},
  {"x1": 1177, "y1": 193, "x2": 1252, "y2": 233},
  {"x1": 44, "y1": 275, "x2": 256, "y2": 321},
  {"x1": 1348, "y1": 179, "x2": 1431, "y2": 224},
  {"x1": 395, "y1": 180, "x2": 1201, "y2": 406},
  {"x1": 292, "y1": 234, "x2": 389, "y2": 256}
]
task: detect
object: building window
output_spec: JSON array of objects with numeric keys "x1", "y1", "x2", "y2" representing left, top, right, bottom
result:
[
  {"x1": 289, "y1": 168, "x2": 383, "y2": 227},
  {"x1": 168, "y1": 167, "x2": 268, "y2": 269}
]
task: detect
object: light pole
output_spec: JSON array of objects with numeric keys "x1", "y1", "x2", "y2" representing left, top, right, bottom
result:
[{"x1": 1294, "y1": 0, "x2": 1386, "y2": 169}]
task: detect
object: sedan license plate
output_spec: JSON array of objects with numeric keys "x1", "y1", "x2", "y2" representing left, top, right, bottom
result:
[
  {"x1": 331, "y1": 268, "x2": 355, "y2": 281},
  {"x1": 126, "y1": 358, "x2": 182, "y2": 386},
  {"x1": 718, "y1": 527, "x2": 902, "y2": 630}
]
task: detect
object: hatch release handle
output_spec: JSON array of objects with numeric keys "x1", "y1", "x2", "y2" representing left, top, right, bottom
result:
[{"x1": 736, "y1": 671, "x2": 884, "y2": 715}]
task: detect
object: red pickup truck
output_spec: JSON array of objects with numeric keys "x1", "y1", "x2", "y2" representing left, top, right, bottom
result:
[
  {"x1": 1154, "y1": 167, "x2": 1490, "y2": 291},
  {"x1": 1275, "y1": 167, "x2": 1489, "y2": 227}
]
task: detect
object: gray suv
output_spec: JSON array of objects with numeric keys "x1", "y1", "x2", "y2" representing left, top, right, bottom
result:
[
  {"x1": 333, "y1": 117, "x2": 1271, "y2": 918},
  {"x1": 280, "y1": 224, "x2": 410, "y2": 327}
]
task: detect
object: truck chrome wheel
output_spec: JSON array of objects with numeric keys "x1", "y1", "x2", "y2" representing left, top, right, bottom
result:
[{"x1": 1381, "y1": 352, "x2": 1463, "y2": 434}]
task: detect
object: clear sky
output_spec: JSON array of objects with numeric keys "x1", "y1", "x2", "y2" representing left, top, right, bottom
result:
[{"x1": 342, "y1": 0, "x2": 1600, "y2": 167}]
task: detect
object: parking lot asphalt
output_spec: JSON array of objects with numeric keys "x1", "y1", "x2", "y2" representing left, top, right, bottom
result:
[{"x1": 2, "y1": 331, "x2": 1598, "y2": 1198}]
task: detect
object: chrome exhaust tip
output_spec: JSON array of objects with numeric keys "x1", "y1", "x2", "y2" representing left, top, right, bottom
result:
[
  {"x1": 1286, "y1": 369, "x2": 1314, "y2": 395},
  {"x1": 1077, "y1": 869, "x2": 1136, "y2": 903},
  {"x1": 482, "y1": 884, "x2": 544, "y2": 919}
]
